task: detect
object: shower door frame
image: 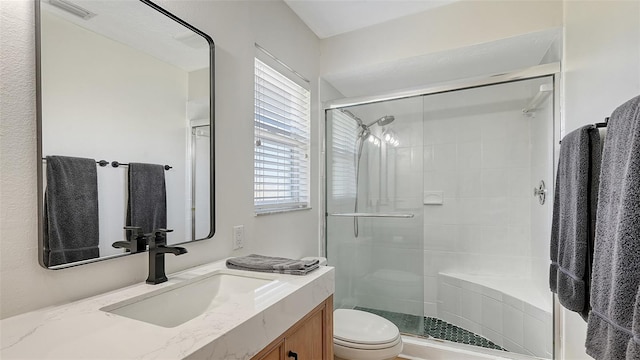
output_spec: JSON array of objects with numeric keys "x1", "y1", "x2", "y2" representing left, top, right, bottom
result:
[{"x1": 323, "y1": 61, "x2": 562, "y2": 359}]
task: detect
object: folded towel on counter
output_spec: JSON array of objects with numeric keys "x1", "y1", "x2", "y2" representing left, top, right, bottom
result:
[
  {"x1": 586, "y1": 95, "x2": 640, "y2": 360},
  {"x1": 549, "y1": 125, "x2": 603, "y2": 321},
  {"x1": 44, "y1": 155, "x2": 100, "y2": 267},
  {"x1": 126, "y1": 163, "x2": 166, "y2": 240},
  {"x1": 226, "y1": 254, "x2": 320, "y2": 275}
]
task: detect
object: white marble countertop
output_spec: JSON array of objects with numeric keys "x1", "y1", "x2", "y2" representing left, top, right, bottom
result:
[{"x1": 0, "y1": 259, "x2": 335, "y2": 360}]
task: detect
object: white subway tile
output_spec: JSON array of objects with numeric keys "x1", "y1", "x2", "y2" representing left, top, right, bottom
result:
[
  {"x1": 481, "y1": 141, "x2": 509, "y2": 168},
  {"x1": 424, "y1": 224, "x2": 458, "y2": 251},
  {"x1": 481, "y1": 116, "x2": 510, "y2": 141},
  {"x1": 502, "y1": 303, "x2": 524, "y2": 346},
  {"x1": 424, "y1": 145, "x2": 435, "y2": 171},
  {"x1": 458, "y1": 198, "x2": 485, "y2": 225},
  {"x1": 440, "y1": 311, "x2": 458, "y2": 325},
  {"x1": 508, "y1": 167, "x2": 531, "y2": 198},
  {"x1": 424, "y1": 119, "x2": 457, "y2": 145},
  {"x1": 440, "y1": 282, "x2": 462, "y2": 314},
  {"x1": 481, "y1": 168, "x2": 509, "y2": 198},
  {"x1": 506, "y1": 138, "x2": 531, "y2": 168},
  {"x1": 482, "y1": 287, "x2": 503, "y2": 302},
  {"x1": 441, "y1": 275, "x2": 461, "y2": 287},
  {"x1": 524, "y1": 302, "x2": 550, "y2": 322},
  {"x1": 434, "y1": 143, "x2": 457, "y2": 171},
  {"x1": 508, "y1": 198, "x2": 531, "y2": 227},
  {"x1": 458, "y1": 169, "x2": 482, "y2": 198},
  {"x1": 482, "y1": 295, "x2": 503, "y2": 333},
  {"x1": 503, "y1": 294, "x2": 524, "y2": 311},
  {"x1": 460, "y1": 279, "x2": 483, "y2": 294},
  {"x1": 524, "y1": 313, "x2": 551, "y2": 358},
  {"x1": 457, "y1": 225, "x2": 482, "y2": 253},
  {"x1": 480, "y1": 226, "x2": 510, "y2": 255},
  {"x1": 457, "y1": 142, "x2": 482, "y2": 170},
  {"x1": 461, "y1": 288, "x2": 483, "y2": 324},
  {"x1": 457, "y1": 118, "x2": 483, "y2": 143},
  {"x1": 424, "y1": 171, "x2": 458, "y2": 199},
  {"x1": 457, "y1": 317, "x2": 482, "y2": 335},
  {"x1": 424, "y1": 250, "x2": 457, "y2": 276},
  {"x1": 424, "y1": 276, "x2": 438, "y2": 302},
  {"x1": 481, "y1": 326, "x2": 504, "y2": 347},
  {"x1": 423, "y1": 196, "x2": 458, "y2": 224},
  {"x1": 503, "y1": 338, "x2": 525, "y2": 354},
  {"x1": 481, "y1": 197, "x2": 510, "y2": 225},
  {"x1": 424, "y1": 302, "x2": 438, "y2": 317}
]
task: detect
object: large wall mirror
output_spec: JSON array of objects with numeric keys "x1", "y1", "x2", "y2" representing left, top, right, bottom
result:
[{"x1": 36, "y1": 0, "x2": 215, "y2": 269}]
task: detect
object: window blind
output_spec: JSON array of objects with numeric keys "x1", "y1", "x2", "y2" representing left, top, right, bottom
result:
[
  {"x1": 329, "y1": 110, "x2": 358, "y2": 199},
  {"x1": 254, "y1": 58, "x2": 310, "y2": 214}
]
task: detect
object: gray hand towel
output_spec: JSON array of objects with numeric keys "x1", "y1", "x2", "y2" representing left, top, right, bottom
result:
[
  {"x1": 126, "y1": 163, "x2": 167, "y2": 239},
  {"x1": 549, "y1": 125, "x2": 603, "y2": 320},
  {"x1": 585, "y1": 95, "x2": 640, "y2": 360},
  {"x1": 44, "y1": 156, "x2": 100, "y2": 267},
  {"x1": 226, "y1": 254, "x2": 320, "y2": 275}
]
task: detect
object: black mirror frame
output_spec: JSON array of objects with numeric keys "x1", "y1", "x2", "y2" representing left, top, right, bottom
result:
[{"x1": 35, "y1": 0, "x2": 216, "y2": 269}]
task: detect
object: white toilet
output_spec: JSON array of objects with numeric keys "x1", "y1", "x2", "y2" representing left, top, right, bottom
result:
[
  {"x1": 333, "y1": 309, "x2": 403, "y2": 360},
  {"x1": 301, "y1": 257, "x2": 403, "y2": 360}
]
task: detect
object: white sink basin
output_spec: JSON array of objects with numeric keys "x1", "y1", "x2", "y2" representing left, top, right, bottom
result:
[{"x1": 101, "y1": 269, "x2": 281, "y2": 328}]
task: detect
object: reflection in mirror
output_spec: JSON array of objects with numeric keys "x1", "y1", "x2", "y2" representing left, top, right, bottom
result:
[{"x1": 37, "y1": 0, "x2": 214, "y2": 269}]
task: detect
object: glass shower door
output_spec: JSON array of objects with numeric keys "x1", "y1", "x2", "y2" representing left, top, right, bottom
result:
[{"x1": 326, "y1": 96, "x2": 425, "y2": 336}]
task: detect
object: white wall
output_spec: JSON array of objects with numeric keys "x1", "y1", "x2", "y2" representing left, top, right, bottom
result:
[
  {"x1": 320, "y1": 0, "x2": 562, "y2": 77},
  {"x1": 560, "y1": 1, "x2": 640, "y2": 359},
  {"x1": 0, "y1": 0, "x2": 321, "y2": 319}
]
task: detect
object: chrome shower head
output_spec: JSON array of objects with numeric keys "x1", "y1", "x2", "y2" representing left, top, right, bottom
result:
[
  {"x1": 377, "y1": 115, "x2": 395, "y2": 126},
  {"x1": 364, "y1": 115, "x2": 395, "y2": 129}
]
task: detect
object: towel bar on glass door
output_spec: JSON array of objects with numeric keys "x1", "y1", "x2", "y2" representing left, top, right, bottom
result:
[{"x1": 328, "y1": 213, "x2": 415, "y2": 218}]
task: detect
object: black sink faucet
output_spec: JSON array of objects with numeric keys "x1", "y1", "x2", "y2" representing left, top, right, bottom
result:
[
  {"x1": 112, "y1": 226, "x2": 148, "y2": 253},
  {"x1": 146, "y1": 228, "x2": 187, "y2": 285}
]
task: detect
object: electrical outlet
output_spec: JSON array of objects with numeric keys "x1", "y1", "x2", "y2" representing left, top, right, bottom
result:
[{"x1": 232, "y1": 225, "x2": 244, "y2": 250}]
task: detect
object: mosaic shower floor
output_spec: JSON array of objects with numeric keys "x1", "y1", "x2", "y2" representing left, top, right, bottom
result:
[{"x1": 354, "y1": 307, "x2": 506, "y2": 352}]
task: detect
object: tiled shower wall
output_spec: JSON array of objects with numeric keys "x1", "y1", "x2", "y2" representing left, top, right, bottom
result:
[{"x1": 421, "y1": 79, "x2": 552, "y2": 317}]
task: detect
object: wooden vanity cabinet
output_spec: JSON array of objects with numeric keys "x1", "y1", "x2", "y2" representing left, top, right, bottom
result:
[{"x1": 252, "y1": 296, "x2": 333, "y2": 360}]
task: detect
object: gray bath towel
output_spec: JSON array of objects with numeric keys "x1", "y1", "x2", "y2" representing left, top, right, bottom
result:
[
  {"x1": 550, "y1": 125, "x2": 603, "y2": 320},
  {"x1": 44, "y1": 156, "x2": 100, "y2": 267},
  {"x1": 586, "y1": 95, "x2": 640, "y2": 360},
  {"x1": 126, "y1": 163, "x2": 166, "y2": 240},
  {"x1": 226, "y1": 254, "x2": 320, "y2": 275}
]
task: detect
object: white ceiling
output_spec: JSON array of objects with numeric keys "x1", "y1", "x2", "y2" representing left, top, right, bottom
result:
[{"x1": 284, "y1": 0, "x2": 458, "y2": 39}]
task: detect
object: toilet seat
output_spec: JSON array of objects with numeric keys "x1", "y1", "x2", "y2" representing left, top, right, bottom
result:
[
  {"x1": 334, "y1": 309, "x2": 400, "y2": 345},
  {"x1": 333, "y1": 309, "x2": 403, "y2": 360}
]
